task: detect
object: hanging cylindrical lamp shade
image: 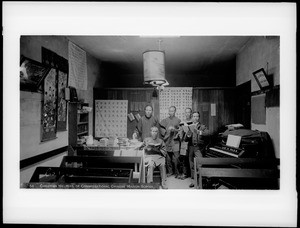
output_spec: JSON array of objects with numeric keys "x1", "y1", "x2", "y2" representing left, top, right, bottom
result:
[{"x1": 143, "y1": 50, "x2": 168, "y2": 86}]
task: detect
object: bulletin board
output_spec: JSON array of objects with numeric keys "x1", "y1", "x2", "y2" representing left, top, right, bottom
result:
[
  {"x1": 95, "y1": 100, "x2": 128, "y2": 138},
  {"x1": 159, "y1": 87, "x2": 193, "y2": 121},
  {"x1": 41, "y1": 68, "x2": 57, "y2": 141}
]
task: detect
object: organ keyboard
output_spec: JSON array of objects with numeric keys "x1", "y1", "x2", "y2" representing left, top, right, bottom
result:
[{"x1": 207, "y1": 145, "x2": 245, "y2": 158}]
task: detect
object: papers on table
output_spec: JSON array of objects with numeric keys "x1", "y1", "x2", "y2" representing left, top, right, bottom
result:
[
  {"x1": 113, "y1": 149, "x2": 121, "y2": 156},
  {"x1": 121, "y1": 149, "x2": 136, "y2": 156},
  {"x1": 113, "y1": 148, "x2": 143, "y2": 157},
  {"x1": 225, "y1": 123, "x2": 244, "y2": 130},
  {"x1": 128, "y1": 140, "x2": 143, "y2": 150}
]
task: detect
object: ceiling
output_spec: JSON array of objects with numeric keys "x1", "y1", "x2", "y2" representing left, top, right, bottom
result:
[{"x1": 67, "y1": 36, "x2": 251, "y2": 75}]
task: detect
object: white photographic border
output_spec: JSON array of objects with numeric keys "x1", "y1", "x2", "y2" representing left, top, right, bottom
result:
[{"x1": 3, "y1": 2, "x2": 297, "y2": 226}]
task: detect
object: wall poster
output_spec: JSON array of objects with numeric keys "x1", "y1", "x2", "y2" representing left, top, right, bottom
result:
[
  {"x1": 41, "y1": 68, "x2": 57, "y2": 141},
  {"x1": 159, "y1": 87, "x2": 193, "y2": 121},
  {"x1": 68, "y1": 41, "x2": 87, "y2": 90},
  {"x1": 57, "y1": 71, "x2": 68, "y2": 130},
  {"x1": 42, "y1": 47, "x2": 68, "y2": 131},
  {"x1": 95, "y1": 100, "x2": 128, "y2": 138}
]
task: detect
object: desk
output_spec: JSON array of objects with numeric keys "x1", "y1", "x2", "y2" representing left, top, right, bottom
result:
[
  {"x1": 64, "y1": 146, "x2": 145, "y2": 183},
  {"x1": 194, "y1": 157, "x2": 280, "y2": 189},
  {"x1": 74, "y1": 145, "x2": 119, "y2": 156},
  {"x1": 29, "y1": 166, "x2": 133, "y2": 184}
]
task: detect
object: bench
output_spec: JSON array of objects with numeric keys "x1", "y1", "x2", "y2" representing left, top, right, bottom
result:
[
  {"x1": 29, "y1": 166, "x2": 133, "y2": 183},
  {"x1": 194, "y1": 157, "x2": 280, "y2": 189},
  {"x1": 60, "y1": 155, "x2": 144, "y2": 183}
]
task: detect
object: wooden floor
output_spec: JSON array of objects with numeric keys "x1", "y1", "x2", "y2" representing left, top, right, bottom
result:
[{"x1": 165, "y1": 175, "x2": 193, "y2": 189}]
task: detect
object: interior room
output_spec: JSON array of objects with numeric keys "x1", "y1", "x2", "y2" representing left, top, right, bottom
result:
[{"x1": 19, "y1": 35, "x2": 280, "y2": 189}]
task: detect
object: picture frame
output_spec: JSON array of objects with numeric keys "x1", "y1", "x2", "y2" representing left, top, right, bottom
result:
[
  {"x1": 252, "y1": 68, "x2": 272, "y2": 90},
  {"x1": 20, "y1": 55, "x2": 51, "y2": 92}
]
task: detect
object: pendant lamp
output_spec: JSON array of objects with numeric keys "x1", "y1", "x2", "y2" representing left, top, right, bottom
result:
[{"x1": 143, "y1": 40, "x2": 169, "y2": 88}]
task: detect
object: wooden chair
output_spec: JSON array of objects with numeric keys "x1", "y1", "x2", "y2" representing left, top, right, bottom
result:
[{"x1": 194, "y1": 157, "x2": 280, "y2": 189}]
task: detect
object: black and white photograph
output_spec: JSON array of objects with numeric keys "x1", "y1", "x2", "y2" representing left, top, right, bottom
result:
[
  {"x1": 19, "y1": 35, "x2": 281, "y2": 191},
  {"x1": 3, "y1": 2, "x2": 297, "y2": 227}
]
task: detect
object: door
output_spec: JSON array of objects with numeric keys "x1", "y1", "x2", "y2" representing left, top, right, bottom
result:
[{"x1": 235, "y1": 81, "x2": 251, "y2": 129}]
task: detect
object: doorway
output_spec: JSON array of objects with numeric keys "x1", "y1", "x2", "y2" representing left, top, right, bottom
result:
[{"x1": 235, "y1": 81, "x2": 251, "y2": 129}]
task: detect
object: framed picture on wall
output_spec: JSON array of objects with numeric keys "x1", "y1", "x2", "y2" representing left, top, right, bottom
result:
[
  {"x1": 20, "y1": 55, "x2": 51, "y2": 92},
  {"x1": 252, "y1": 68, "x2": 272, "y2": 90}
]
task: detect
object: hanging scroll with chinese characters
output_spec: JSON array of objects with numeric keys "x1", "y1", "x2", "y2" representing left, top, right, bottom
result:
[
  {"x1": 95, "y1": 100, "x2": 128, "y2": 138},
  {"x1": 159, "y1": 87, "x2": 193, "y2": 121},
  {"x1": 41, "y1": 68, "x2": 57, "y2": 141},
  {"x1": 57, "y1": 71, "x2": 68, "y2": 130},
  {"x1": 68, "y1": 41, "x2": 87, "y2": 90},
  {"x1": 42, "y1": 47, "x2": 68, "y2": 131}
]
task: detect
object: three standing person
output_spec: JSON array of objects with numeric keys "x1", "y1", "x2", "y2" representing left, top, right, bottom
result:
[{"x1": 135, "y1": 104, "x2": 208, "y2": 188}]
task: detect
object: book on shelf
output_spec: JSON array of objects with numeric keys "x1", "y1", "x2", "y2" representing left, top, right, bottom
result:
[{"x1": 135, "y1": 113, "x2": 141, "y2": 121}]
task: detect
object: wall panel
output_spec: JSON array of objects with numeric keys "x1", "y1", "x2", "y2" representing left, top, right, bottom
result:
[{"x1": 94, "y1": 87, "x2": 236, "y2": 137}]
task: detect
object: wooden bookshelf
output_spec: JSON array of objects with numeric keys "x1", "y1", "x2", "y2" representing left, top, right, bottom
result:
[{"x1": 68, "y1": 102, "x2": 89, "y2": 148}]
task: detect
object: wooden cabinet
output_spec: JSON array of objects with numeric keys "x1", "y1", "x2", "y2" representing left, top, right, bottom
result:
[
  {"x1": 77, "y1": 105, "x2": 89, "y2": 136},
  {"x1": 68, "y1": 102, "x2": 89, "y2": 147}
]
